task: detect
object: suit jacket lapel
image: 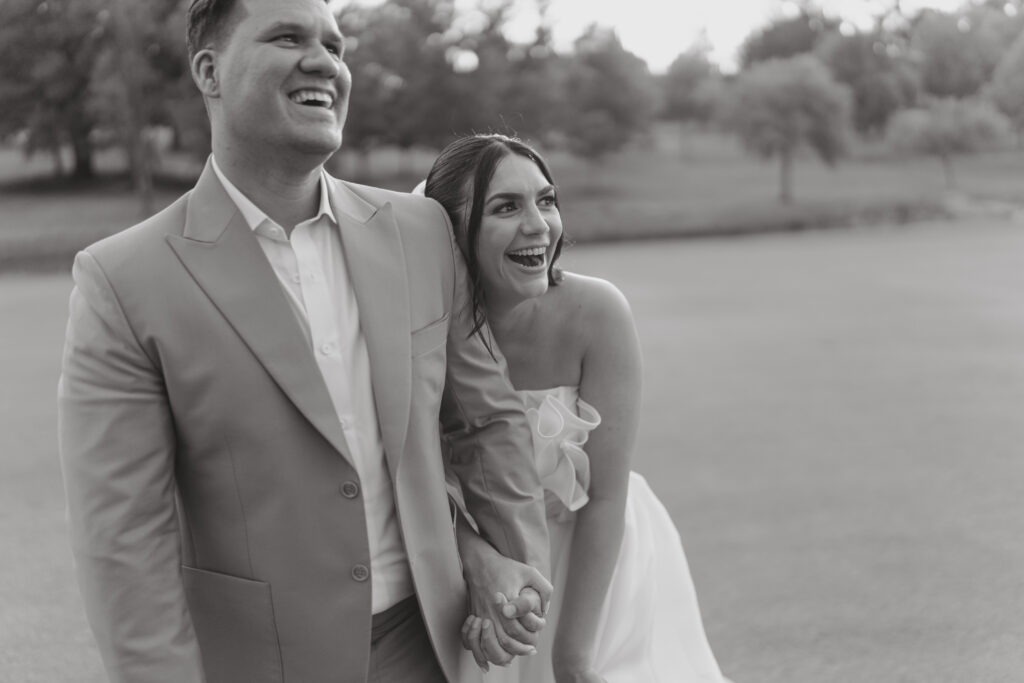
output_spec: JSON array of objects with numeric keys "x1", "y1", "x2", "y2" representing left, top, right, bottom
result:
[
  {"x1": 329, "y1": 179, "x2": 411, "y2": 476},
  {"x1": 166, "y1": 161, "x2": 352, "y2": 462}
]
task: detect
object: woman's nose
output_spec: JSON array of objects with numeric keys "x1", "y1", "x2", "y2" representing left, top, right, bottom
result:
[{"x1": 522, "y1": 205, "x2": 550, "y2": 235}]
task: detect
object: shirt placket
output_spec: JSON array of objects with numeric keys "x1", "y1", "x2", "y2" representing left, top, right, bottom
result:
[{"x1": 292, "y1": 223, "x2": 358, "y2": 462}]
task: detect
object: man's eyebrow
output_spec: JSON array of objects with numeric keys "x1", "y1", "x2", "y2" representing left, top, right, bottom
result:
[
  {"x1": 261, "y1": 20, "x2": 345, "y2": 48},
  {"x1": 260, "y1": 21, "x2": 307, "y2": 36}
]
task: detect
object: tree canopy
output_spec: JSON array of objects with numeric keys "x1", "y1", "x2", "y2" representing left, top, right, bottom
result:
[{"x1": 723, "y1": 55, "x2": 852, "y2": 204}]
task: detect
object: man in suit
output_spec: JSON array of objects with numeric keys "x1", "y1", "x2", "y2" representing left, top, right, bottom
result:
[{"x1": 57, "y1": 0, "x2": 550, "y2": 681}]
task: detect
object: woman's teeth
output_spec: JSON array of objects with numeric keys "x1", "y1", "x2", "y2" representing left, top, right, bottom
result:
[{"x1": 507, "y1": 247, "x2": 546, "y2": 267}]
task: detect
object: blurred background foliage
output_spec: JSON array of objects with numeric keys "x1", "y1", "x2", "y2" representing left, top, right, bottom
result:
[{"x1": 3, "y1": 0, "x2": 1024, "y2": 266}]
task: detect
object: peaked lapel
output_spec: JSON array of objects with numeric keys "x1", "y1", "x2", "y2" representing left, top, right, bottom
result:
[
  {"x1": 329, "y1": 178, "x2": 411, "y2": 477},
  {"x1": 166, "y1": 161, "x2": 352, "y2": 462}
]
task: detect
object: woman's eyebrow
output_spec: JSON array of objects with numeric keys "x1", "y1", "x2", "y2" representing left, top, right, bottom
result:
[{"x1": 486, "y1": 186, "x2": 555, "y2": 203}]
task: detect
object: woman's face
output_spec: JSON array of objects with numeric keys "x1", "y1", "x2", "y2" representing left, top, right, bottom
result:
[{"x1": 474, "y1": 153, "x2": 562, "y2": 309}]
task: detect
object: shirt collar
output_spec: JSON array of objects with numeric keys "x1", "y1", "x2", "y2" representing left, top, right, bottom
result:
[{"x1": 210, "y1": 155, "x2": 335, "y2": 235}]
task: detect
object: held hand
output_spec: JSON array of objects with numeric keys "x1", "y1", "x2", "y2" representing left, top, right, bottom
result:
[{"x1": 459, "y1": 538, "x2": 553, "y2": 668}]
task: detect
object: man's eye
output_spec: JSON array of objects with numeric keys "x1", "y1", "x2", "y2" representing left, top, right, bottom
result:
[
  {"x1": 325, "y1": 44, "x2": 341, "y2": 56},
  {"x1": 276, "y1": 34, "x2": 299, "y2": 44}
]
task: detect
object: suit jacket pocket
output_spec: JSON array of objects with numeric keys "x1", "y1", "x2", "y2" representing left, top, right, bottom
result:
[
  {"x1": 182, "y1": 566, "x2": 283, "y2": 683},
  {"x1": 411, "y1": 313, "x2": 449, "y2": 357}
]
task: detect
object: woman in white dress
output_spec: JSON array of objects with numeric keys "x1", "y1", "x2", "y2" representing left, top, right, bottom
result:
[{"x1": 424, "y1": 134, "x2": 727, "y2": 683}]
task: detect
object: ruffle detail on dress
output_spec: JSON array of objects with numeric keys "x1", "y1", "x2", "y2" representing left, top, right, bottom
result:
[{"x1": 524, "y1": 391, "x2": 601, "y2": 520}]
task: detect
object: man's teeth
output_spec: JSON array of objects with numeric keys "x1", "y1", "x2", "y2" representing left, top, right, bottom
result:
[
  {"x1": 507, "y1": 247, "x2": 547, "y2": 267},
  {"x1": 289, "y1": 90, "x2": 334, "y2": 107}
]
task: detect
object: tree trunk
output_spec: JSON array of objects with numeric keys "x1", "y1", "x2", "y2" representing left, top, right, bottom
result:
[
  {"x1": 112, "y1": 2, "x2": 155, "y2": 217},
  {"x1": 779, "y1": 146, "x2": 794, "y2": 205},
  {"x1": 69, "y1": 122, "x2": 94, "y2": 180},
  {"x1": 940, "y1": 154, "x2": 956, "y2": 191},
  {"x1": 50, "y1": 143, "x2": 65, "y2": 179}
]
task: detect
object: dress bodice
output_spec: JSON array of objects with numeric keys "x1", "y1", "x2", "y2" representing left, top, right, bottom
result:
[{"x1": 516, "y1": 386, "x2": 601, "y2": 520}]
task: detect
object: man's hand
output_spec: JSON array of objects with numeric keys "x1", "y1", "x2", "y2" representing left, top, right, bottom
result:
[{"x1": 457, "y1": 529, "x2": 553, "y2": 670}]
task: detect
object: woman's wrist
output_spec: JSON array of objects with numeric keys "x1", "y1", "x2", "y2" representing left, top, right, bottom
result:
[{"x1": 551, "y1": 647, "x2": 593, "y2": 679}]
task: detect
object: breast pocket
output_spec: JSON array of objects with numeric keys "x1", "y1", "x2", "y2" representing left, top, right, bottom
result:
[{"x1": 411, "y1": 313, "x2": 449, "y2": 357}]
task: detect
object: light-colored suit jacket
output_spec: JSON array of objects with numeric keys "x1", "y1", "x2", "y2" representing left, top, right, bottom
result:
[{"x1": 57, "y1": 161, "x2": 548, "y2": 683}]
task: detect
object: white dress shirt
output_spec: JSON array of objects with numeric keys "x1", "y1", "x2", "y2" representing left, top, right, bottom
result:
[{"x1": 211, "y1": 157, "x2": 413, "y2": 613}]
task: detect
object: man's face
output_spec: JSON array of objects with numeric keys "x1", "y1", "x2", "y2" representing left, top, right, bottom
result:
[{"x1": 210, "y1": 0, "x2": 351, "y2": 159}]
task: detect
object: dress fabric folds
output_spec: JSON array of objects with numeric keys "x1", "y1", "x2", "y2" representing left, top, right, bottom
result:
[{"x1": 458, "y1": 385, "x2": 726, "y2": 683}]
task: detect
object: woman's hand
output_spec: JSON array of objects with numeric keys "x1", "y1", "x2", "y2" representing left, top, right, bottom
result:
[{"x1": 457, "y1": 525, "x2": 552, "y2": 670}]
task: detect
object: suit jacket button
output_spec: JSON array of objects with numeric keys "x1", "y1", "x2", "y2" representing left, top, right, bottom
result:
[
  {"x1": 340, "y1": 481, "x2": 360, "y2": 499},
  {"x1": 352, "y1": 564, "x2": 370, "y2": 582}
]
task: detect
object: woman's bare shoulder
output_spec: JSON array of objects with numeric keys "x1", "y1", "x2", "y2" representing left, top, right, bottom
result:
[{"x1": 550, "y1": 271, "x2": 633, "y2": 324}]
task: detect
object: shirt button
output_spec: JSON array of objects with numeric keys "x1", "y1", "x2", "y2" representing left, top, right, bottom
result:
[
  {"x1": 319, "y1": 342, "x2": 335, "y2": 355},
  {"x1": 291, "y1": 273, "x2": 301, "y2": 284},
  {"x1": 340, "y1": 481, "x2": 360, "y2": 499},
  {"x1": 351, "y1": 564, "x2": 369, "y2": 582}
]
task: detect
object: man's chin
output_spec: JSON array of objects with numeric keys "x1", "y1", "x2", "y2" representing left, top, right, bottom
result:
[{"x1": 290, "y1": 132, "x2": 343, "y2": 160}]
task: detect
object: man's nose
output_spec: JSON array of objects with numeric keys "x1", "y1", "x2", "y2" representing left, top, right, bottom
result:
[{"x1": 300, "y1": 43, "x2": 340, "y2": 79}]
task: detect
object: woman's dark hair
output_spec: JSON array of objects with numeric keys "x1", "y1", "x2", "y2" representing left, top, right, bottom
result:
[{"x1": 424, "y1": 134, "x2": 565, "y2": 341}]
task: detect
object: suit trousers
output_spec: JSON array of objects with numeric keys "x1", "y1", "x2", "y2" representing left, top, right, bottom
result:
[{"x1": 368, "y1": 596, "x2": 448, "y2": 683}]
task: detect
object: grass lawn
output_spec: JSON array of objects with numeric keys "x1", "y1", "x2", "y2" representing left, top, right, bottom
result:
[
  {"x1": 4, "y1": 126, "x2": 1024, "y2": 271},
  {"x1": 3, "y1": 218, "x2": 1023, "y2": 681}
]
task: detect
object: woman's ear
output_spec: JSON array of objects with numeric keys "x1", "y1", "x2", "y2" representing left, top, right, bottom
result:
[{"x1": 191, "y1": 49, "x2": 220, "y2": 98}]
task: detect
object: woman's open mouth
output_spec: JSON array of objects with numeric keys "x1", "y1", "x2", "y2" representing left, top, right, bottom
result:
[{"x1": 506, "y1": 246, "x2": 547, "y2": 268}]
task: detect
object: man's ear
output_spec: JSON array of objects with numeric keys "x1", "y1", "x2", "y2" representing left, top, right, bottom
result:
[{"x1": 191, "y1": 49, "x2": 220, "y2": 98}]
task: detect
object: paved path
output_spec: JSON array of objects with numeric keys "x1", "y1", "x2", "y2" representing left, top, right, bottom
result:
[{"x1": 2, "y1": 219, "x2": 1023, "y2": 681}]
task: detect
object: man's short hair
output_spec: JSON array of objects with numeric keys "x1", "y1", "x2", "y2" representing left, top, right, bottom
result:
[
  {"x1": 186, "y1": 0, "x2": 244, "y2": 60},
  {"x1": 186, "y1": 0, "x2": 332, "y2": 60}
]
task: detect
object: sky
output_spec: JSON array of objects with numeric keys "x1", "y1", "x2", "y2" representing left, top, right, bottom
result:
[{"x1": 339, "y1": 0, "x2": 972, "y2": 73}]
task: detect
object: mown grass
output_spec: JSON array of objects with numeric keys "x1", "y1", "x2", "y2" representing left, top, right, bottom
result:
[{"x1": 3, "y1": 125, "x2": 1023, "y2": 271}]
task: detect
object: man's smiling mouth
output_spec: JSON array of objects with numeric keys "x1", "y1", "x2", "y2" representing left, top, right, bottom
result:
[{"x1": 289, "y1": 89, "x2": 334, "y2": 108}]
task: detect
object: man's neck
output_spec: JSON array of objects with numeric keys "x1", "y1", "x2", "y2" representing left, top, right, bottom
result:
[{"x1": 213, "y1": 143, "x2": 325, "y2": 235}]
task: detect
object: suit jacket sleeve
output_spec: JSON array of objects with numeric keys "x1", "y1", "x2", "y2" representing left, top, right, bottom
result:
[
  {"x1": 57, "y1": 251, "x2": 205, "y2": 683},
  {"x1": 434, "y1": 204, "x2": 551, "y2": 576}
]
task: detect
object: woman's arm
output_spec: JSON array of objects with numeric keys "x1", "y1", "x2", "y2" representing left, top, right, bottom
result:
[
  {"x1": 551, "y1": 278, "x2": 643, "y2": 682},
  {"x1": 454, "y1": 510, "x2": 552, "y2": 670}
]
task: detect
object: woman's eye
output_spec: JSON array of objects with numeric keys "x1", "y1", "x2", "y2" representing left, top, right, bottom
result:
[
  {"x1": 540, "y1": 195, "x2": 558, "y2": 207},
  {"x1": 495, "y1": 201, "x2": 517, "y2": 214}
]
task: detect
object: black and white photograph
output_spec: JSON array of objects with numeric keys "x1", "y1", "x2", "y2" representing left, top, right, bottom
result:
[{"x1": 1, "y1": 0, "x2": 1022, "y2": 681}]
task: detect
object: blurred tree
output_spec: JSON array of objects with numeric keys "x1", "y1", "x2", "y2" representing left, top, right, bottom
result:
[
  {"x1": 490, "y1": 0, "x2": 568, "y2": 142},
  {"x1": 909, "y1": 9, "x2": 1000, "y2": 99},
  {"x1": 85, "y1": 0, "x2": 187, "y2": 213},
  {"x1": 455, "y1": 0, "x2": 568, "y2": 142},
  {"x1": 336, "y1": 0, "x2": 463, "y2": 175},
  {"x1": 561, "y1": 25, "x2": 657, "y2": 161},
  {"x1": 740, "y1": 8, "x2": 840, "y2": 68},
  {"x1": 661, "y1": 42, "x2": 721, "y2": 124},
  {"x1": 988, "y1": 30, "x2": 1024, "y2": 146},
  {"x1": 816, "y1": 31, "x2": 918, "y2": 136},
  {"x1": 887, "y1": 98, "x2": 1011, "y2": 189},
  {"x1": 0, "y1": 0, "x2": 108, "y2": 179},
  {"x1": 722, "y1": 55, "x2": 852, "y2": 204}
]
